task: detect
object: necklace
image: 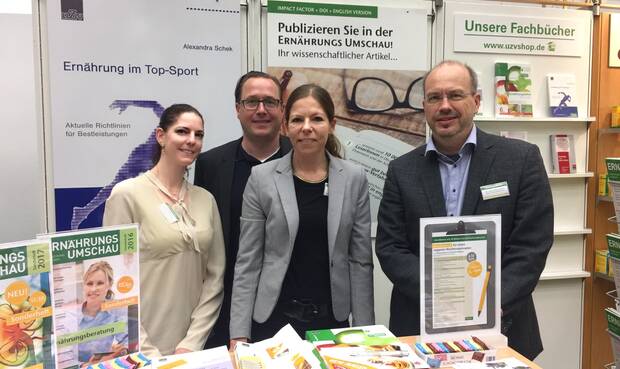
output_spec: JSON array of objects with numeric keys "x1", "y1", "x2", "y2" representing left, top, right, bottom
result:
[{"x1": 294, "y1": 171, "x2": 328, "y2": 184}]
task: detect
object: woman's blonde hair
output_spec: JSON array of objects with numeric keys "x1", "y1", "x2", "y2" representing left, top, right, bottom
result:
[{"x1": 83, "y1": 261, "x2": 115, "y2": 300}]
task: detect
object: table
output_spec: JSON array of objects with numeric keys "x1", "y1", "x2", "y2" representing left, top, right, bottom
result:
[{"x1": 398, "y1": 336, "x2": 542, "y2": 369}]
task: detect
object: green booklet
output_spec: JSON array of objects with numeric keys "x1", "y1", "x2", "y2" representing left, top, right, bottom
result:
[
  {"x1": 495, "y1": 62, "x2": 533, "y2": 117},
  {"x1": 0, "y1": 239, "x2": 55, "y2": 369}
]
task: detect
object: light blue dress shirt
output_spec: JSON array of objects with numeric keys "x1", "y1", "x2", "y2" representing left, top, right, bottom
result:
[{"x1": 425, "y1": 127, "x2": 477, "y2": 217}]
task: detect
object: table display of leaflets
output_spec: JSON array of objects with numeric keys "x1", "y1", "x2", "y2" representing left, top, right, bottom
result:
[
  {"x1": 0, "y1": 239, "x2": 55, "y2": 369},
  {"x1": 305, "y1": 325, "x2": 429, "y2": 369},
  {"x1": 494, "y1": 62, "x2": 533, "y2": 117},
  {"x1": 606, "y1": 307, "x2": 620, "y2": 365},
  {"x1": 235, "y1": 324, "x2": 323, "y2": 369},
  {"x1": 549, "y1": 134, "x2": 577, "y2": 174},
  {"x1": 418, "y1": 215, "x2": 505, "y2": 366},
  {"x1": 40, "y1": 225, "x2": 140, "y2": 369},
  {"x1": 150, "y1": 347, "x2": 232, "y2": 369},
  {"x1": 606, "y1": 158, "x2": 620, "y2": 227},
  {"x1": 83, "y1": 352, "x2": 150, "y2": 369},
  {"x1": 547, "y1": 74, "x2": 578, "y2": 118}
]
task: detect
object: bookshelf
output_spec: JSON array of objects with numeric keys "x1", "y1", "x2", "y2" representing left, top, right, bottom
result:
[
  {"x1": 437, "y1": 2, "x2": 593, "y2": 368},
  {"x1": 584, "y1": 12, "x2": 620, "y2": 369}
]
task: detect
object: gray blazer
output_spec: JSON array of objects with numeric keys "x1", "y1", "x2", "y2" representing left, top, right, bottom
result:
[{"x1": 230, "y1": 151, "x2": 374, "y2": 339}]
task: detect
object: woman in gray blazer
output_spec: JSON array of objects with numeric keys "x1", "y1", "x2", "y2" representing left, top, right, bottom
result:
[{"x1": 230, "y1": 84, "x2": 374, "y2": 344}]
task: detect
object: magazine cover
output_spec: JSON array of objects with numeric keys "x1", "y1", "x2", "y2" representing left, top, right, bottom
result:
[
  {"x1": 494, "y1": 62, "x2": 533, "y2": 117},
  {"x1": 42, "y1": 225, "x2": 139, "y2": 369},
  {"x1": 0, "y1": 239, "x2": 55, "y2": 369}
]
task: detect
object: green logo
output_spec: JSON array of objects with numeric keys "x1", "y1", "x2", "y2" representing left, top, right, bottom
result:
[{"x1": 547, "y1": 42, "x2": 556, "y2": 52}]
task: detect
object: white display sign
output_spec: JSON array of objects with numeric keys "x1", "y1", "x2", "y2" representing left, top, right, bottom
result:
[
  {"x1": 268, "y1": 1, "x2": 427, "y2": 70},
  {"x1": 454, "y1": 13, "x2": 586, "y2": 57},
  {"x1": 610, "y1": 13, "x2": 620, "y2": 67},
  {"x1": 46, "y1": 0, "x2": 241, "y2": 230}
]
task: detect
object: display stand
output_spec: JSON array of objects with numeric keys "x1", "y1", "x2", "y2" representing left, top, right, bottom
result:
[{"x1": 417, "y1": 215, "x2": 505, "y2": 366}]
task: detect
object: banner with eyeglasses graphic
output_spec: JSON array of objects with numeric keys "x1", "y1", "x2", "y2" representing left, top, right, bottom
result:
[
  {"x1": 268, "y1": 1, "x2": 431, "y2": 226},
  {"x1": 46, "y1": 0, "x2": 241, "y2": 231}
]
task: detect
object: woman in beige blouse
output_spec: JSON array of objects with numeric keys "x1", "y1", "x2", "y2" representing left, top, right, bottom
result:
[{"x1": 103, "y1": 104, "x2": 225, "y2": 357}]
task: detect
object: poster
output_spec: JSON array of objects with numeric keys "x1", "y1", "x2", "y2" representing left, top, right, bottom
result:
[
  {"x1": 45, "y1": 0, "x2": 241, "y2": 231},
  {"x1": 43, "y1": 225, "x2": 139, "y2": 369},
  {"x1": 0, "y1": 239, "x2": 54, "y2": 369},
  {"x1": 267, "y1": 1, "x2": 429, "y2": 223}
]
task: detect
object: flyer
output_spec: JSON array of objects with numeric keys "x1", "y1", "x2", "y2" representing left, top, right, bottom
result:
[
  {"x1": 41, "y1": 225, "x2": 139, "y2": 369},
  {"x1": 0, "y1": 239, "x2": 55, "y2": 369},
  {"x1": 420, "y1": 215, "x2": 501, "y2": 338}
]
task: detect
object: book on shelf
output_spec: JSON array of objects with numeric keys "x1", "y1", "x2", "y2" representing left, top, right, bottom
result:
[
  {"x1": 0, "y1": 238, "x2": 55, "y2": 369},
  {"x1": 475, "y1": 71, "x2": 483, "y2": 116},
  {"x1": 499, "y1": 131, "x2": 528, "y2": 142},
  {"x1": 39, "y1": 225, "x2": 140, "y2": 369},
  {"x1": 547, "y1": 74, "x2": 578, "y2": 117},
  {"x1": 494, "y1": 62, "x2": 533, "y2": 117},
  {"x1": 549, "y1": 134, "x2": 577, "y2": 174},
  {"x1": 306, "y1": 325, "x2": 429, "y2": 369}
]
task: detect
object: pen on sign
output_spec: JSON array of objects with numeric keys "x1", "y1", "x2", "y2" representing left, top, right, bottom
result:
[{"x1": 478, "y1": 265, "x2": 492, "y2": 317}]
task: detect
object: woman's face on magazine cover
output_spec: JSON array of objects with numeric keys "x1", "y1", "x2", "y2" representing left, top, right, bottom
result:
[{"x1": 84, "y1": 270, "x2": 110, "y2": 307}]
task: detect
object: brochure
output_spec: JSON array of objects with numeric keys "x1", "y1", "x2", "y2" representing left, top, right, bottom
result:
[
  {"x1": 41, "y1": 225, "x2": 140, "y2": 369},
  {"x1": 151, "y1": 347, "x2": 232, "y2": 369},
  {"x1": 235, "y1": 325, "x2": 323, "y2": 369},
  {"x1": 306, "y1": 325, "x2": 429, "y2": 369},
  {"x1": 0, "y1": 239, "x2": 55, "y2": 369}
]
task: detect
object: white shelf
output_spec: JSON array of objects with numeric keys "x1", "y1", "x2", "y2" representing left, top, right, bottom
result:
[
  {"x1": 548, "y1": 172, "x2": 594, "y2": 179},
  {"x1": 554, "y1": 228, "x2": 592, "y2": 236},
  {"x1": 474, "y1": 116, "x2": 596, "y2": 123},
  {"x1": 540, "y1": 271, "x2": 591, "y2": 280}
]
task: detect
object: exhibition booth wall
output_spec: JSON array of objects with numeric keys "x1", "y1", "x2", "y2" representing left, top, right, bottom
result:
[{"x1": 2, "y1": 1, "x2": 620, "y2": 368}]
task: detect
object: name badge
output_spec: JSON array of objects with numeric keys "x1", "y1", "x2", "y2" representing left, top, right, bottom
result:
[
  {"x1": 480, "y1": 181, "x2": 510, "y2": 200},
  {"x1": 159, "y1": 203, "x2": 179, "y2": 223}
]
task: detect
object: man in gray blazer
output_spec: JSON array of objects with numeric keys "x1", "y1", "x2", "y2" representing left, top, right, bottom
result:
[
  {"x1": 230, "y1": 151, "x2": 374, "y2": 341},
  {"x1": 194, "y1": 71, "x2": 292, "y2": 348},
  {"x1": 376, "y1": 60, "x2": 553, "y2": 360}
]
